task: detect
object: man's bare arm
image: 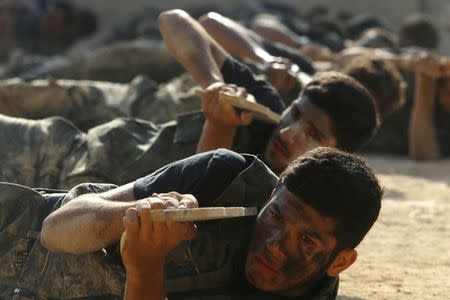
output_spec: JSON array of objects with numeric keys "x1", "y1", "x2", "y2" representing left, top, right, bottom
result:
[
  {"x1": 409, "y1": 73, "x2": 441, "y2": 160},
  {"x1": 159, "y1": 9, "x2": 228, "y2": 88},
  {"x1": 159, "y1": 10, "x2": 254, "y2": 153},
  {"x1": 40, "y1": 183, "x2": 138, "y2": 254},
  {"x1": 121, "y1": 198, "x2": 197, "y2": 300},
  {"x1": 199, "y1": 12, "x2": 275, "y2": 65}
]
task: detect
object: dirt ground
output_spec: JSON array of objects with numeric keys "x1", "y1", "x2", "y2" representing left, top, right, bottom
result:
[{"x1": 337, "y1": 155, "x2": 450, "y2": 300}]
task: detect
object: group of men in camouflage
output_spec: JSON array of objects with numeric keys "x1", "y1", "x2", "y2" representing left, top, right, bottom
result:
[{"x1": 0, "y1": 3, "x2": 448, "y2": 299}]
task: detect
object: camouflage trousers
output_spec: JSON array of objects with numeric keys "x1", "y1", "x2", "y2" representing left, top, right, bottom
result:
[
  {"x1": 0, "y1": 182, "x2": 125, "y2": 300},
  {"x1": 0, "y1": 115, "x2": 83, "y2": 189},
  {"x1": 0, "y1": 73, "x2": 200, "y2": 131},
  {"x1": 2, "y1": 39, "x2": 183, "y2": 84},
  {"x1": 0, "y1": 111, "x2": 202, "y2": 189}
]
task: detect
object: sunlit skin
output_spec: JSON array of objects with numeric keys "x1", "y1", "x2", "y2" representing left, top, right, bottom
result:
[
  {"x1": 263, "y1": 95, "x2": 337, "y2": 174},
  {"x1": 245, "y1": 185, "x2": 338, "y2": 297},
  {"x1": 265, "y1": 61, "x2": 300, "y2": 96}
]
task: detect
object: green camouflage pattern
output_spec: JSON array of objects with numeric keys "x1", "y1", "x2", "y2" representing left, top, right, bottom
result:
[
  {"x1": 61, "y1": 112, "x2": 204, "y2": 188},
  {"x1": 0, "y1": 158, "x2": 337, "y2": 299},
  {"x1": 0, "y1": 111, "x2": 204, "y2": 189},
  {"x1": 0, "y1": 73, "x2": 200, "y2": 130},
  {"x1": 0, "y1": 115, "x2": 84, "y2": 189},
  {"x1": 3, "y1": 40, "x2": 183, "y2": 84},
  {"x1": 0, "y1": 182, "x2": 124, "y2": 300}
]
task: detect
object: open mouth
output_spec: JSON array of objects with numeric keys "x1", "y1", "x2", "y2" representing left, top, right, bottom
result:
[
  {"x1": 254, "y1": 255, "x2": 279, "y2": 275},
  {"x1": 270, "y1": 136, "x2": 289, "y2": 159}
]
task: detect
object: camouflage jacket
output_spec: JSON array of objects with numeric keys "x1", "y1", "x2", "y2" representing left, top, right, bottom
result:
[
  {"x1": 0, "y1": 152, "x2": 338, "y2": 299},
  {"x1": 0, "y1": 73, "x2": 199, "y2": 131}
]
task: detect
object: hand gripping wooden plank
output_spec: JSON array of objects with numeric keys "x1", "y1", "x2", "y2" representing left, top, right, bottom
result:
[
  {"x1": 149, "y1": 207, "x2": 258, "y2": 222},
  {"x1": 195, "y1": 89, "x2": 282, "y2": 124}
]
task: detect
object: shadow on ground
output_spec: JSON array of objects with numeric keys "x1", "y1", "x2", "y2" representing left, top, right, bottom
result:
[{"x1": 337, "y1": 296, "x2": 366, "y2": 300}]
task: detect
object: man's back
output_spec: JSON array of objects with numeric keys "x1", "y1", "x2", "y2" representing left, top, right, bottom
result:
[{"x1": 0, "y1": 150, "x2": 278, "y2": 299}]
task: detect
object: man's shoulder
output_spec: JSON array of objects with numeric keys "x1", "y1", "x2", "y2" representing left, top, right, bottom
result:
[{"x1": 210, "y1": 149, "x2": 278, "y2": 208}]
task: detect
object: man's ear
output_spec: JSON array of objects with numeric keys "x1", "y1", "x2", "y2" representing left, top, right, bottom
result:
[{"x1": 326, "y1": 249, "x2": 357, "y2": 277}]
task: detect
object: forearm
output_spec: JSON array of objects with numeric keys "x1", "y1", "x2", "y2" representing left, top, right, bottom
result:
[
  {"x1": 200, "y1": 12, "x2": 274, "y2": 65},
  {"x1": 251, "y1": 19, "x2": 302, "y2": 49},
  {"x1": 125, "y1": 265, "x2": 166, "y2": 300},
  {"x1": 196, "y1": 120, "x2": 236, "y2": 153},
  {"x1": 409, "y1": 73, "x2": 441, "y2": 160},
  {"x1": 41, "y1": 194, "x2": 138, "y2": 254},
  {"x1": 159, "y1": 9, "x2": 226, "y2": 88}
]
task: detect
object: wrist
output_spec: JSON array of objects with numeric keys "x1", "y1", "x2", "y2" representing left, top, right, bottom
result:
[
  {"x1": 204, "y1": 119, "x2": 238, "y2": 136},
  {"x1": 126, "y1": 262, "x2": 165, "y2": 283},
  {"x1": 201, "y1": 78, "x2": 223, "y2": 90}
]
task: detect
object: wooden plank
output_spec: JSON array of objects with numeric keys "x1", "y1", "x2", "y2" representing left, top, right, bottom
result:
[{"x1": 149, "y1": 207, "x2": 258, "y2": 222}]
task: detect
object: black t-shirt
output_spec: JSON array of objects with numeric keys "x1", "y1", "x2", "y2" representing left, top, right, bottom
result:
[
  {"x1": 134, "y1": 148, "x2": 250, "y2": 205},
  {"x1": 261, "y1": 40, "x2": 316, "y2": 75},
  {"x1": 221, "y1": 57, "x2": 283, "y2": 156},
  {"x1": 133, "y1": 149, "x2": 338, "y2": 300}
]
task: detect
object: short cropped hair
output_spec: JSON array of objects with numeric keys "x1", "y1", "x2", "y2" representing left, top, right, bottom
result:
[
  {"x1": 399, "y1": 15, "x2": 439, "y2": 50},
  {"x1": 280, "y1": 147, "x2": 382, "y2": 250},
  {"x1": 345, "y1": 54, "x2": 406, "y2": 117},
  {"x1": 302, "y1": 72, "x2": 379, "y2": 152}
]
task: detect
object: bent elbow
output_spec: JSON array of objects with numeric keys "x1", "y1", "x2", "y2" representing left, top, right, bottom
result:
[
  {"x1": 40, "y1": 215, "x2": 59, "y2": 252},
  {"x1": 158, "y1": 9, "x2": 189, "y2": 32},
  {"x1": 199, "y1": 12, "x2": 221, "y2": 26},
  {"x1": 40, "y1": 214, "x2": 83, "y2": 255}
]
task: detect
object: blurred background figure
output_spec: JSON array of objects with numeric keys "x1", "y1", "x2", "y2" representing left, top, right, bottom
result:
[{"x1": 0, "y1": 0, "x2": 97, "y2": 60}]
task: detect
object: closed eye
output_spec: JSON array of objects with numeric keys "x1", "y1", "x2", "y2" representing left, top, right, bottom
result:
[{"x1": 300, "y1": 234, "x2": 315, "y2": 246}]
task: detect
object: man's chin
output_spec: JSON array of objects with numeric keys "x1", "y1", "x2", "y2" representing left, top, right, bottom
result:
[{"x1": 245, "y1": 257, "x2": 278, "y2": 292}]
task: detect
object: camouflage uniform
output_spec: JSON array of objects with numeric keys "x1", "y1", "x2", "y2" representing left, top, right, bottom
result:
[
  {"x1": 60, "y1": 110, "x2": 273, "y2": 189},
  {"x1": 0, "y1": 151, "x2": 338, "y2": 299},
  {"x1": 0, "y1": 73, "x2": 199, "y2": 130},
  {"x1": 0, "y1": 57, "x2": 281, "y2": 190},
  {"x1": 0, "y1": 182, "x2": 125, "y2": 300},
  {"x1": 1, "y1": 39, "x2": 183, "y2": 84},
  {"x1": 0, "y1": 114, "x2": 83, "y2": 189}
]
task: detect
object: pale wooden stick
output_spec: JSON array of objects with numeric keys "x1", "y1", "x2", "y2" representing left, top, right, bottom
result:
[{"x1": 149, "y1": 207, "x2": 258, "y2": 222}]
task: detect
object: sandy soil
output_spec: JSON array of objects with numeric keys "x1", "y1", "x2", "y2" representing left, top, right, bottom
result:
[{"x1": 337, "y1": 155, "x2": 450, "y2": 300}]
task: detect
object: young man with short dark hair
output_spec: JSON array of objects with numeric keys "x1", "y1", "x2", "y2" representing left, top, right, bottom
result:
[
  {"x1": 0, "y1": 147, "x2": 382, "y2": 299},
  {"x1": 116, "y1": 147, "x2": 383, "y2": 299},
  {"x1": 344, "y1": 54, "x2": 406, "y2": 118}
]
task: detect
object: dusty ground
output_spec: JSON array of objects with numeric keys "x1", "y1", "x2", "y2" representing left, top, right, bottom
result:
[{"x1": 337, "y1": 155, "x2": 450, "y2": 300}]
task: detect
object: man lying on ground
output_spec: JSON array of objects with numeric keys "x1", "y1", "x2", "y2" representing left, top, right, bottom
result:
[
  {"x1": 364, "y1": 52, "x2": 450, "y2": 159},
  {"x1": 0, "y1": 147, "x2": 382, "y2": 299},
  {"x1": 0, "y1": 9, "x2": 379, "y2": 189}
]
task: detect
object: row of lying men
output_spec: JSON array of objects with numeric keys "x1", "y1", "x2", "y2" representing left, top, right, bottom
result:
[{"x1": 0, "y1": 3, "x2": 448, "y2": 300}]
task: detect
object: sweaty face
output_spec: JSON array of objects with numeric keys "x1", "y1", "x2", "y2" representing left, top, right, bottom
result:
[
  {"x1": 263, "y1": 96, "x2": 337, "y2": 174},
  {"x1": 245, "y1": 185, "x2": 337, "y2": 297}
]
